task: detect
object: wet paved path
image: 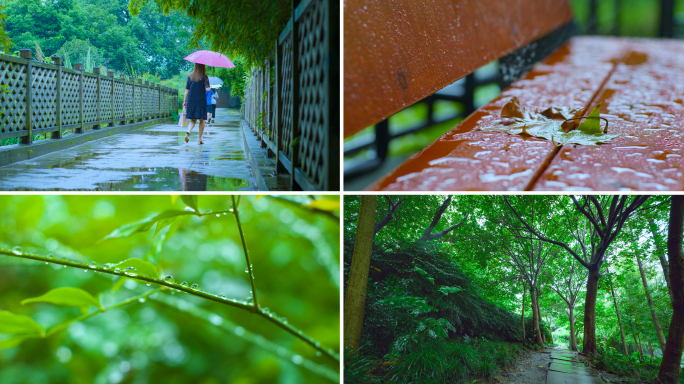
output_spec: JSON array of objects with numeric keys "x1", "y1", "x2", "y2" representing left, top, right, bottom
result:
[
  {"x1": 0, "y1": 110, "x2": 258, "y2": 191},
  {"x1": 546, "y1": 347, "x2": 604, "y2": 384}
]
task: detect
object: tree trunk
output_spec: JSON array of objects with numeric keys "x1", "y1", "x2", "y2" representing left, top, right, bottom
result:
[
  {"x1": 650, "y1": 219, "x2": 673, "y2": 302},
  {"x1": 546, "y1": 314, "x2": 554, "y2": 344},
  {"x1": 568, "y1": 307, "x2": 578, "y2": 351},
  {"x1": 658, "y1": 195, "x2": 684, "y2": 383},
  {"x1": 536, "y1": 286, "x2": 546, "y2": 344},
  {"x1": 648, "y1": 340, "x2": 654, "y2": 358},
  {"x1": 630, "y1": 320, "x2": 644, "y2": 360},
  {"x1": 521, "y1": 283, "x2": 526, "y2": 344},
  {"x1": 635, "y1": 252, "x2": 667, "y2": 351},
  {"x1": 343, "y1": 195, "x2": 377, "y2": 351},
  {"x1": 610, "y1": 282, "x2": 628, "y2": 355},
  {"x1": 582, "y1": 266, "x2": 600, "y2": 355},
  {"x1": 529, "y1": 282, "x2": 543, "y2": 347},
  {"x1": 637, "y1": 332, "x2": 645, "y2": 360}
]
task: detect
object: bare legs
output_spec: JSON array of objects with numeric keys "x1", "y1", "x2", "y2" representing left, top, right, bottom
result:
[
  {"x1": 198, "y1": 119, "x2": 205, "y2": 144},
  {"x1": 185, "y1": 119, "x2": 205, "y2": 144}
]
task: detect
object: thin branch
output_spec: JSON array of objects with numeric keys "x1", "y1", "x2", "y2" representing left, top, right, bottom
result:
[
  {"x1": 232, "y1": 196, "x2": 258, "y2": 312},
  {"x1": 0, "y1": 249, "x2": 338, "y2": 362},
  {"x1": 504, "y1": 197, "x2": 590, "y2": 269}
]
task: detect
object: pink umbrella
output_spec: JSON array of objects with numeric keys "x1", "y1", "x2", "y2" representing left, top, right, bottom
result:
[{"x1": 183, "y1": 50, "x2": 235, "y2": 69}]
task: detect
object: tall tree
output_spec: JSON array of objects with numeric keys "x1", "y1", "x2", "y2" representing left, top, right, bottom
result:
[
  {"x1": 545, "y1": 254, "x2": 586, "y2": 351},
  {"x1": 504, "y1": 195, "x2": 650, "y2": 354},
  {"x1": 605, "y1": 263, "x2": 628, "y2": 355},
  {"x1": 657, "y1": 196, "x2": 684, "y2": 383},
  {"x1": 649, "y1": 218, "x2": 673, "y2": 302},
  {"x1": 343, "y1": 195, "x2": 377, "y2": 350},
  {"x1": 634, "y1": 250, "x2": 667, "y2": 351}
]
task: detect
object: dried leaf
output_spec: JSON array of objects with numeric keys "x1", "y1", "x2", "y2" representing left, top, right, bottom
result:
[
  {"x1": 501, "y1": 97, "x2": 524, "y2": 119},
  {"x1": 482, "y1": 98, "x2": 619, "y2": 145}
]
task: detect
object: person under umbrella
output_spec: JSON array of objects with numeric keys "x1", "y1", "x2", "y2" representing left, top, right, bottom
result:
[
  {"x1": 182, "y1": 51, "x2": 235, "y2": 143},
  {"x1": 183, "y1": 63, "x2": 210, "y2": 144}
]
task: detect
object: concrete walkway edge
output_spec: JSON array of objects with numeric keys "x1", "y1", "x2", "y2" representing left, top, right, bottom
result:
[
  {"x1": 0, "y1": 117, "x2": 175, "y2": 167},
  {"x1": 240, "y1": 119, "x2": 269, "y2": 191}
]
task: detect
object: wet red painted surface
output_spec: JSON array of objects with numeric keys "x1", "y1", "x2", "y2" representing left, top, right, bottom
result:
[
  {"x1": 343, "y1": 0, "x2": 573, "y2": 138},
  {"x1": 534, "y1": 39, "x2": 684, "y2": 191},
  {"x1": 369, "y1": 37, "x2": 632, "y2": 191}
]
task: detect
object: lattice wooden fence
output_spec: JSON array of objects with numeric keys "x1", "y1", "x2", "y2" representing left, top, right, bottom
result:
[
  {"x1": 242, "y1": 0, "x2": 339, "y2": 191},
  {"x1": 0, "y1": 50, "x2": 178, "y2": 144}
]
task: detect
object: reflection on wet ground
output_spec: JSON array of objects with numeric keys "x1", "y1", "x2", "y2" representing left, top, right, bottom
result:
[{"x1": 0, "y1": 113, "x2": 257, "y2": 191}]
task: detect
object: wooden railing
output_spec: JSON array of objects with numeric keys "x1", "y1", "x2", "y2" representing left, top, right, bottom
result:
[
  {"x1": 242, "y1": 0, "x2": 339, "y2": 191},
  {"x1": 0, "y1": 49, "x2": 178, "y2": 144}
]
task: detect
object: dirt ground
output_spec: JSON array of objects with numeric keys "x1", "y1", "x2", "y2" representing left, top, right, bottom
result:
[{"x1": 490, "y1": 348, "x2": 550, "y2": 384}]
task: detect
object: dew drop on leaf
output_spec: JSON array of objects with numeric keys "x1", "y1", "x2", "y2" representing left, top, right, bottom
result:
[
  {"x1": 183, "y1": 206, "x2": 195, "y2": 212},
  {"x1": 138, "y1": 298, "x2": 146, "y2": 303}
]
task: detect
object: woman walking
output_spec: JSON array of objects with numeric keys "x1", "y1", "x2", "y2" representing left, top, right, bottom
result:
[{"x1": 182, "y1": 63, "x2": 211, "y2": 144}]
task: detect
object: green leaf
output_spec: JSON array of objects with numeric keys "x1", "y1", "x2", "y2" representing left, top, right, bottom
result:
[
  {"x1": 181, "y1": 195, "x2": 199, "y2": 212},
  {"x1": 578, "y1": 103, "x2": 603, "y2": 135},
  {"x1": 0, "y1": 311, "x2": 43, "y2": 335},
  {"x1": 438, "y1": 286, "x2": 463, "y2": 295},
  {"x1": 154, "y1": 217, "x2": 177, "y2": 238},
  {"x1": 111, "y1": 258, "x2": 159, "y2": 279},
  {"x1": 481, "y1": 98, "x2": 619, "y2": 145},
  {"x1": 103, "y1": 210, "x2": 196, "y2": 240},
  {"x1": 305, "y1": 198, "x2": 340, "y2": 212},
  {"x1": 0, "y1": 334, "x2": 38, "y2": 349},
  {"x1": 21, "y1": 287, "x2": 101, "y2": 313},
  {"x1": 102, "y1": 216, "x2": 154, "y2": 240}
]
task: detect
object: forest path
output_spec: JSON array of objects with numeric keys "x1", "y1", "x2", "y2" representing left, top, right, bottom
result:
[
  {"x1": 493, "y1": 345, "x2": 611, "y2": 384},
  {"x1": 0, "y1": 110, "x2": 259, "y2": 191}
]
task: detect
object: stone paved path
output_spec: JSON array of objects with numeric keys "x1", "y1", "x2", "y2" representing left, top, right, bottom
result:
[
  {"x1": 546, "y1": 347, "x2": 604, "y2": 384},
  {"x1": 0, "y1": 109, "x2": 259, "y2": 191}
]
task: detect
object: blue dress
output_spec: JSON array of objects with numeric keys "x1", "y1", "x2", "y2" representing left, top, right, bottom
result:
[{"x1": 185, "y1": 76, "x2": 210, "y2": 119}]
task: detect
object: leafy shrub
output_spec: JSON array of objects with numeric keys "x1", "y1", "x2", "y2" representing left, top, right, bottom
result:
[
  {"x1": 344, "y1": 237, "x2": 527, "y2": 383},
  {"x1": 592, "y1": 347, "x2": 675, "y2": 383}
]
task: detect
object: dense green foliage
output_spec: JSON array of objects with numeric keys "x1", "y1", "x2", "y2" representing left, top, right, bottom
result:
[
  {"x1": 129, "y1": 0, "x2": 290, "y2": 66},
  {"x1": 344, "y1": 195, "x2": 683, "y2": 383},
  {"x1": 5, "y1": 0, "x2": 196, "y2": 78},
  {"x1": 0, "y1": 195, "x2": 339, "y2": 384}
]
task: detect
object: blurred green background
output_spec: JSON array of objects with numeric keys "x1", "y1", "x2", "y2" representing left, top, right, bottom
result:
[{"x1": 0, "y1": 195, "x2": 340, "y2": 384}]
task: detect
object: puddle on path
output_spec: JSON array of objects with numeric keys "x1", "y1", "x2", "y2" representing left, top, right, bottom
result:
[
  {"x1": 9, "y1": 167, "x2": 251, "y2": 191},
  {"x1": 100, "y1": 167, "x2": 250, "y2": 191}
]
